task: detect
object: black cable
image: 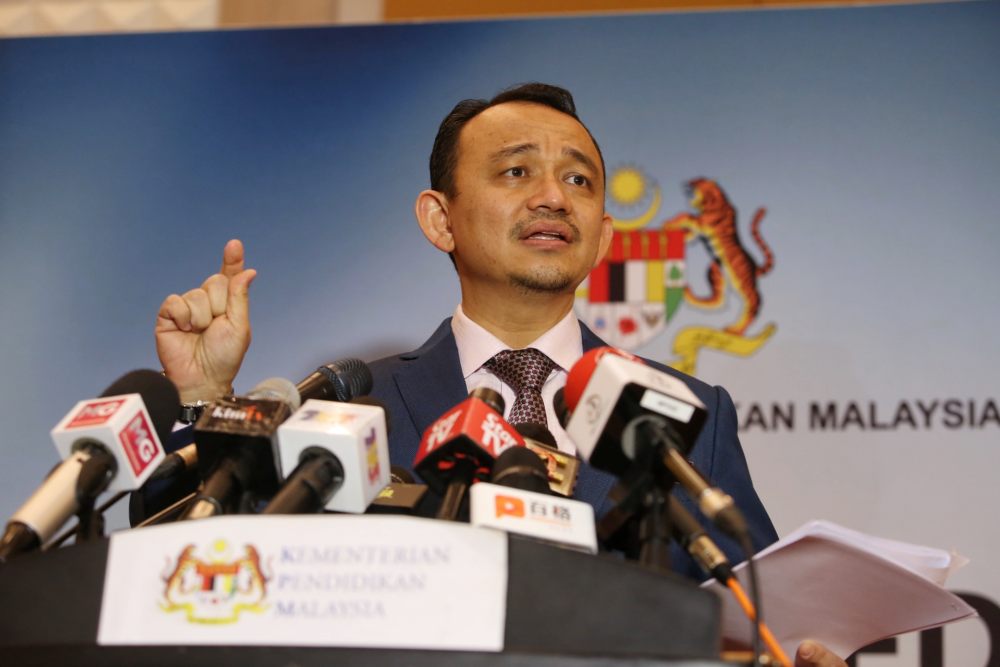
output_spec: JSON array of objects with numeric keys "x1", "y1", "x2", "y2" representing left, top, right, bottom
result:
[{"x1": 740, "y1": 534, "x2": 763, "y2": 667}]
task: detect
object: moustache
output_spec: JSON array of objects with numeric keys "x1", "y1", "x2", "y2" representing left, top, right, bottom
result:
[{"x1": 510, "y1": 214, "x2": 581, "y2": 242}]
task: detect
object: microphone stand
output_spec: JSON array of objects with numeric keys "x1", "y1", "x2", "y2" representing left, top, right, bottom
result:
[
  {"x1": 627, "y1": 414, "x2": 766, "y2": 667},
  {"x1": 71, "y1": 447, "x2": 117, "y2": 544},
  {"x1": 596, "y1": 416, "x2": 678, "y2": 573},
  {"x1": 436, "y1": 457, "x2": 482, "y2": 522},
  {"x1": 135, "y1": 492, "x2": 197, "y2": 527},
  {"x1": 637, "y1": 483, "x2": 672, "y2": 573}
]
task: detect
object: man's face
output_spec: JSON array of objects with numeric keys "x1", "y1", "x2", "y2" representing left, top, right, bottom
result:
[{"x1": 441, "y1": 102, "x2": 612, "y2": 297}]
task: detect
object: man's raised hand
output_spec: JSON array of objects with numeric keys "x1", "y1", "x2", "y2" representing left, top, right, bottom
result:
[{"x1": 156, "y1": 239, "x2": 255, "y2": 403}]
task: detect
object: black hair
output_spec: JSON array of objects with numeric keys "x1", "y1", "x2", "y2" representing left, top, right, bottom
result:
[{"x1": 428, "y1": 82, "x2": 605, "y2": 198}]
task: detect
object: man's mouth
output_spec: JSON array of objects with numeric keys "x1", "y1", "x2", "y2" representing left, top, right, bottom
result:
[
  {"x1": 527, "y1": 230, "x2": 567, "y2": 241},
  {"x1": 517, "y1": 220, "x2": 577, "y2": 244}
]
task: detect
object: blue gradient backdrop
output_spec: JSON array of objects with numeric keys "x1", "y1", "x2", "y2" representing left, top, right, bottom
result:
[{"x1": 1, "y1": 4, "x2": 998, "y2": 660}]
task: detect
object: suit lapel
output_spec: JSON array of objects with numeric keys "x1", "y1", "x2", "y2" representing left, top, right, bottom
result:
[
  {"x1": 392, "y1": 318, "x2": 619, "y2": 511},
  {"x1": 390, "y1": 320, "x2": 469, "y2": 465}
]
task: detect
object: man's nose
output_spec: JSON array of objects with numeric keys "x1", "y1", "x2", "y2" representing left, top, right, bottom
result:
[{"x1": 527, "y1": 174, "x2": 572, "y2": 213}]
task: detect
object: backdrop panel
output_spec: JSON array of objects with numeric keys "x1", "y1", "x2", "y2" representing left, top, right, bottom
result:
[{"x1": 1, "y1": 3, "x2": 998, "y2": 664}]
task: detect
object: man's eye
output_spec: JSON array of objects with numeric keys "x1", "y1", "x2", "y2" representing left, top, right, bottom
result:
[
  {"x1": 506, "y1": 167, "x2": 526, "y2": 177},
  {"x1": 567, "y1": 174, "x2": 589, "y2": 186}
]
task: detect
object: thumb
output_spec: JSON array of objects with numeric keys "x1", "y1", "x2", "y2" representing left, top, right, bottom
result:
[{"x1": 226, "y1": 268, "x2": 256, "y2": 327}]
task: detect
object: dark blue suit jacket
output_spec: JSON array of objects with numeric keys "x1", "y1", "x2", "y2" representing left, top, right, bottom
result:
[{"x1": 368, "y1": 318, "x2": 778, "y2": 580}]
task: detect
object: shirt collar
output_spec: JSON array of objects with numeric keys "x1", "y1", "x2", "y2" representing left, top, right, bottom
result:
[{"x1": 451, "y1": 304, "x2": 582, "y2": 379}]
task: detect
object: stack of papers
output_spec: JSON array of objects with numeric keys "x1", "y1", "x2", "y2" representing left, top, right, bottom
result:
[{"x1": 702, "y1": 520, "x2": 976, "y2": 658}]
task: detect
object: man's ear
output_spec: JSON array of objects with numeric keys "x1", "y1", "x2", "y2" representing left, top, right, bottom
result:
[
  {"x1": 593, "y1": 212, "x2": 614, "y2": 267},
  {"x1": 415, "y1": 189, "x2": 454, "y2": 253}
]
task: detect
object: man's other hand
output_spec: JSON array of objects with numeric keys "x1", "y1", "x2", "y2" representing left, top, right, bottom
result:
[
  {"x1": 156, "y1": 239, "x2": 255, "y2": 403},
  {"x1": 795, "y1": 639, "x2": 847, "y2": 667}
]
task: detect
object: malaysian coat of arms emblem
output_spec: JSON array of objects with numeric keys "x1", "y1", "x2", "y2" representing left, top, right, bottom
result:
[
  {"x1": 575, "y1": 168, "x2": 775, "y2": 374},
  {"x1": 161, "y1": 539, "x2": 270, "y2": 624}
]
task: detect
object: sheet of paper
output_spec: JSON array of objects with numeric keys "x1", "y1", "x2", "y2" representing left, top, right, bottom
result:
[
  {"x1": 774, "y1": 520, "x2": 969, "y2": 586},
  {"x1": 703, "y1": 520, "x2": 976, "y2": 658}
]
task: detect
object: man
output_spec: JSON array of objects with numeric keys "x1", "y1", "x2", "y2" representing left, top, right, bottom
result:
[{"x1": 156, "y1": 83, "x2": 845, "y2": 666}]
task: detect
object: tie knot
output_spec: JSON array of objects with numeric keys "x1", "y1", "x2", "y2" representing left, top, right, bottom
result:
[{"x1": 484, "y1": 348, "x2": 556, "y2": 394}]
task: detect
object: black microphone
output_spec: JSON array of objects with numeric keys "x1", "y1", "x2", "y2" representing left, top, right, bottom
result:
[
  {"x1": 296, "y1": 358, "x2": 373, "y2": 402},
  {"x1": 263, "y1": 397, "x2": 390, "y2": 515},
  {"x1": 145, "y1": 359, "x2": 371, "y2": 491},
  {"x1": 490, "y1": 446, "x2": 552, "y2": 495},
  {"x1": 668, "y1": 496, "x2": 733, "y2": 584},
  {"x1": 557, "y1": 348, "x2": 748, "y2": 540},
  {"x1": 1, "y1": 370, "x2": 179, "y2": 561},
  {"x1": 182, "y1": 377, "x2": 300, "y2": 519},
  {"x1": 147, "y1": 443, "x2": 198, "y2": 482},
  {"x1": 468, "y1": 430, "x2": 599, "y2": 554}
]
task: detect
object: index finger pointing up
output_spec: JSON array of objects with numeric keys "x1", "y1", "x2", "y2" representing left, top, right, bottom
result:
[{"x1": 220, "y1": 239, "x2": 245, "y2": 278}]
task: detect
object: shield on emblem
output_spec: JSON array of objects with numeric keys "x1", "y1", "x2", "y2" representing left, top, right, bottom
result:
[{"x1": 574, "y1": 228, "x2": 685, "y2": 350}]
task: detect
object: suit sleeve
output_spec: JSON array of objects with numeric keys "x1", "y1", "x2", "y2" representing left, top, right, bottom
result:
[{"x1": 701, "y1": 384, "x2": 779, "y2": 559}]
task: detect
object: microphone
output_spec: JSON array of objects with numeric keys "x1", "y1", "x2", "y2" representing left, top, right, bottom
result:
[
  {"x1": 296, "y1": 358, "x2": 373, "y2": 402},
  {"x1": 668, "y1": 496, "x2": 733, "y2": 584},
  {"x1": 147, "y1": 442, "x2": 198, "y2": 482},
  {"x1": 413, "y1": 387, "x2": 524, "y2": 521},
  {"x1": 556, "y1": 347, "x2": 747, "y2": 539},
  {"x1": 514, "y1": 422, "x2": 580, "y2": 498},
  {"x1": 145, "y1": 360, "x2": 372, "y2": 522},
  {"x1": 367, "y1": 465, "x2": 430, "y2": 515},
  {"x1": 0, "y1": 370, "x2": 179, "y2": 561},
  {"x1": 489, "y1": 446, "x2": 552, "y2": 495},
  {"x1": 558, "y1": 347, "x2": 706, "y2": 472},
  {"x1": 262, "y1": 397, "x2": 390, "y2": 514},
  {"x1": 147, "y1": 359, "x2": 371, "y2": 491},
  {"x1": 182, "y1": 377, "x2": 300, "y2": 519},
  {"x1": 468, "y1": 441, "x2": 597, "y2": 553}
]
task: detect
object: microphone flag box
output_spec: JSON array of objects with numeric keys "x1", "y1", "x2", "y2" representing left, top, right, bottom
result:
[
  {"x1": 523, "y1": 440, "x2": 580, "y2": 498},
  {"x1": 414, "y1": 396, "x2": 525, "y2": 494},
  {"x1": 51, "y1": 394, "x2": 166, "y2": 492},
  {"x1": 194, "y1": 395, "x2": 292, "y2": 495},
  {"x1": 277, "y1": 399, "x2": 390, "y2": 514},
  {"x1": 469, "y1": 482, "x2": 597, "y2": 554},
  {"x1": 566, "y1": 354, "x2": 707, "y2": 475}
]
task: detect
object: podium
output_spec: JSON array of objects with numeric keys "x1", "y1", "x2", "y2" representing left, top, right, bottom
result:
[{"x1": 0, "y1": 522, "x2": 729, "y2": 666}]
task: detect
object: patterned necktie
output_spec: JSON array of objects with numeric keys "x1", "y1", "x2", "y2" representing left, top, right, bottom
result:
[{"x1": 484, "y1": 348, "x2": 557, "y2": 426}]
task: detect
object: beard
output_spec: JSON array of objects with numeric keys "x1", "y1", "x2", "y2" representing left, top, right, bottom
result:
[
  {"x1": 506, "y1": 213, "x2": 583, "y2": 293},
  {"x1": 508, "y1": 264, "x2": 578, "y2": 294}
]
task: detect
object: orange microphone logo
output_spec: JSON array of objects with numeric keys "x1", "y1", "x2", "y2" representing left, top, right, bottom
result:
[{"x1": 495, "y1": 495, "x2": 526, "y2": 519}]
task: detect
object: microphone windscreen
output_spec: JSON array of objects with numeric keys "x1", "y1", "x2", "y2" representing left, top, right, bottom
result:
[
  {"x1": 514, "y1": 422, "x2": 557, "y2": 447},
  {"x1": 318, "y1": 358, "x2": 373, "y2": 401},
  {"x1": 100, "y1": 370, "x2": 180, "y2": 444},
  {"x1": 249, "y1": 377, "x2": 302, "y2": 411},
  {"x1": 469, "y1": 386, "x2": 504, "y2": 414},
  {"x1": 491, "y1": 445, "x2": 551, "y2": 494}
]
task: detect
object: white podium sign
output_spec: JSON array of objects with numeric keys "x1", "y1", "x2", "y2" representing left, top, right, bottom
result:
[{"x1": 98, "y1": 515, "x2": 507, "y2": 651}]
